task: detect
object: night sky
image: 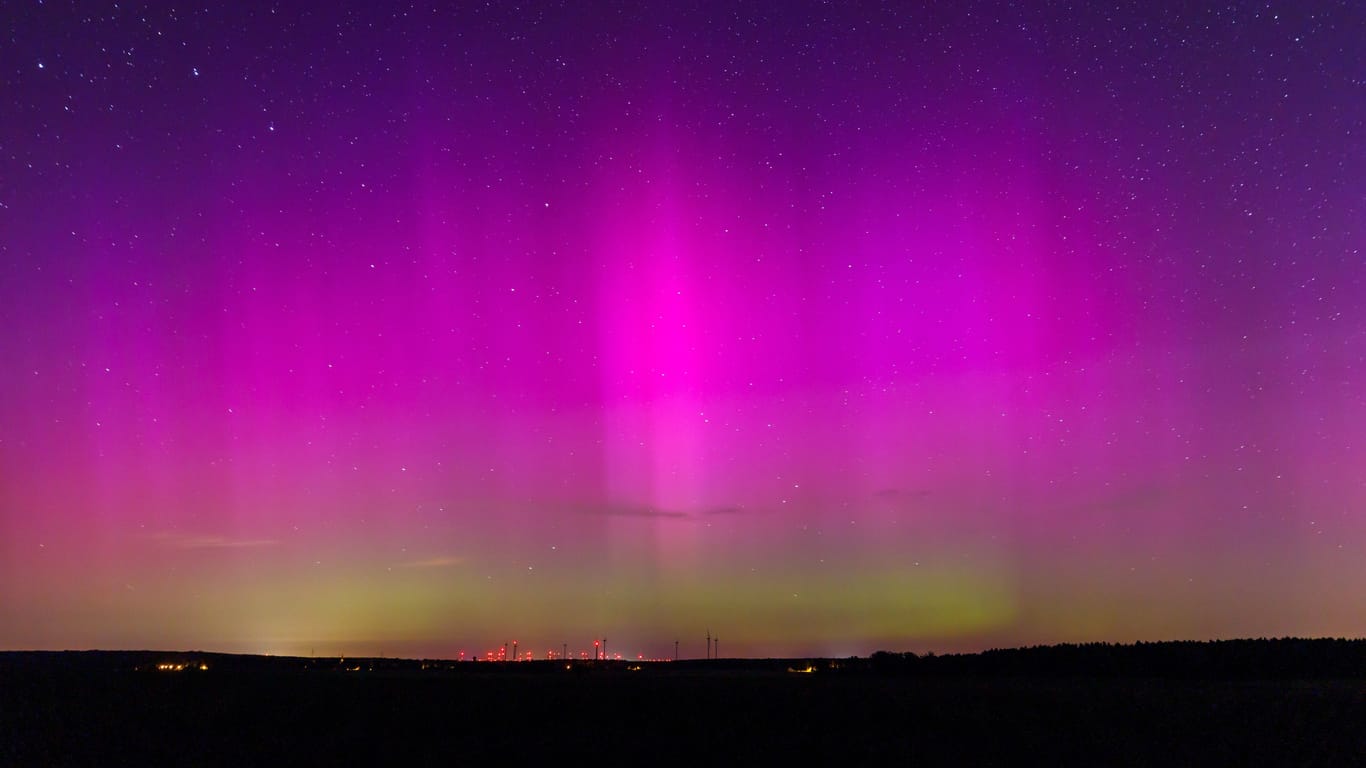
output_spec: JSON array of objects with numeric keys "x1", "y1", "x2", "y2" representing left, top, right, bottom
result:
[{"x1": 2, "y1": 1, "x2": 1363, "y2": 660}]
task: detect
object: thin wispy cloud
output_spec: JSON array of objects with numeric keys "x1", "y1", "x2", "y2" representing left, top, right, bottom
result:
[
  {"x1": 579, "y1": 502, "x2": 747, "y2": 520},
  {"x1": 395, "y1": 556, "x2": 465, "y2": 569},
  {"x1": 581, "y1": 504, "x2": 690, "y2": 520},
  {"x1": 874, "y1": 488, "x2": 932, "y2": 501},
  {"x1": 147, "y1": 532, "x2": 279, "y2": 549}
]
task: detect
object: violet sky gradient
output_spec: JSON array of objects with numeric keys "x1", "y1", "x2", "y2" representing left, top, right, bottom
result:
[{"x1": 1, "y1": 2, "x2": 1363, "y2": 659}]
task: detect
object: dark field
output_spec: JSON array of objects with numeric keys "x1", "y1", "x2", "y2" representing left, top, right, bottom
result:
[{"x1": 3, "y1": 650, "x2": 1365, "y2": 765}]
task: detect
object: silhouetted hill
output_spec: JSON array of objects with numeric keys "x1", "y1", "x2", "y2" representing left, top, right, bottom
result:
[
  {"x1": 4, "y1": 639, "x2": 1366, "y2": 765},
  {"x1": 3, "y1": 637, "x2": 1363, "y2": 678}
]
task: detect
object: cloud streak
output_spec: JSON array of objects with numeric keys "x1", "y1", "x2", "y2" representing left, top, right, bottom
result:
[
  {"x1": 395, "y1": 556, "x2": 465, "y2": 569},
  {"x1": 147, "y1": 532, "x2": 279, "y2": 549},
  {"x1": 580, "y1": 504, "x2": 690, "y2": 520}
]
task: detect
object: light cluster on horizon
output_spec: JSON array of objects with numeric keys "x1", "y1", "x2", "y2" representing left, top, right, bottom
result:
[{"x1": 0, "y1": 1, "x2": 1362, "y2": 658}]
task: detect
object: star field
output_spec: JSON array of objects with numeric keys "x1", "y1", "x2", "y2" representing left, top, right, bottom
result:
[{"x1": 0, "y1": 1, "x2": 1363, "y2": 658}]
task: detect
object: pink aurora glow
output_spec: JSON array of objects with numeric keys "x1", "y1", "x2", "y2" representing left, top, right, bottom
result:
[{"x1": 1, "y1": 2, "x2": 1362, "y2": 658}]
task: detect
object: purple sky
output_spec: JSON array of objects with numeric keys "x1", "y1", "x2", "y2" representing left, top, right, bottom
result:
[{"x1": 1, "y1": 1, "x2": 1363, "y2": 659}]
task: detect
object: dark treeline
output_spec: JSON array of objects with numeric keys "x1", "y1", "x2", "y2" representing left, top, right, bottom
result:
[
  {"x1": 4, "y1": 637, "x2": 1366, "y2": 679},
  {"x1": 868, "y1": 638, "x2": 1366, "y2": 679},
  {"x1": 6, "y1": 639, "x2": 1366, "y2": 764}
]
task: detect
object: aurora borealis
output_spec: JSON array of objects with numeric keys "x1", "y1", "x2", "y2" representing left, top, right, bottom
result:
[{"x1": 1, "y1": 1, "x2": 1363, "y2": 660}]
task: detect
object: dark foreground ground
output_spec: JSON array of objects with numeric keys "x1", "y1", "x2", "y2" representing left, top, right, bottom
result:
[{"x1": 3, "y1": 648, "x2": 1365, "y2": 765}]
